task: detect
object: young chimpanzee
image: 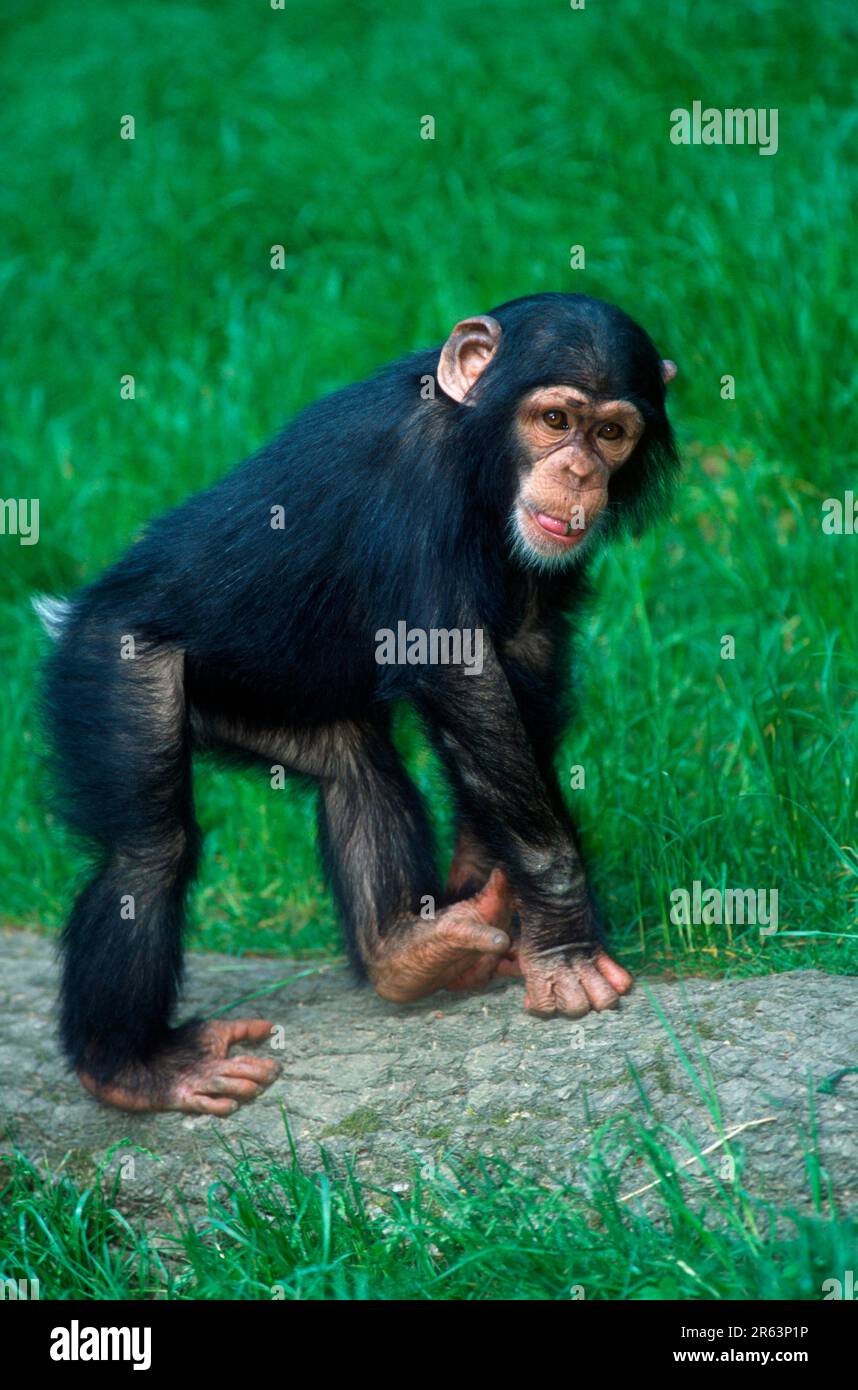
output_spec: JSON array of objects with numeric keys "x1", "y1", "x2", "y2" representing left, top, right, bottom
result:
[{"x1": 38, "y1": 293, "x2": 679, "y2": 1115}]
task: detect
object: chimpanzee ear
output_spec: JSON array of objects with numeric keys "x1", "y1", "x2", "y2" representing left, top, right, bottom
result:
[
  {"x1": 661, "y1": 359, "x2": 678, "y2": 385},
  {"x1": 437, "y1": 316, "x2": 502, "y2": 403}
]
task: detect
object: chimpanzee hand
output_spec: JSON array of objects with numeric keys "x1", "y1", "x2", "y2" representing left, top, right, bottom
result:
[{"x1": 518, "y1": 947, "x2": 633, "y2": 1018}]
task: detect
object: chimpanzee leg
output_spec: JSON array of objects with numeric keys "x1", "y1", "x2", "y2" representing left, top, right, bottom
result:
[
  {"x1": 196, "y1": 710, "x2": 515, "y2": 1001},
  {"x1": 46, "y1": 628, "x2": 280, "y2": 1115},
  {"x1": 444, "y1": 823, "x2": 524, "y2": 985},
  {"x1": 446, "y1": 823, "x2": 495, "y2": 898},
  {"x1": 316, "y1": 722, "x2": 514, "y2": 999}
]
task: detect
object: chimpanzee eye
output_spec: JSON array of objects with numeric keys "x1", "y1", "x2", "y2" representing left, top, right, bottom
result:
[
  {"x1": 598, "y1": 422, "x2": 625, "y2": 440},
  {"x1": 543, "y1": 409, "x2": 569, "y2": 430}
]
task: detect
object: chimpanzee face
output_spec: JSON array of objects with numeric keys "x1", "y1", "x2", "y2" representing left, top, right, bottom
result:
[
  {"x1": 435, "y1": 304, "x2": 677, "y2": 573},
  {"x1": 508, "y1": 385, "x2": 645, "y2": 568}
]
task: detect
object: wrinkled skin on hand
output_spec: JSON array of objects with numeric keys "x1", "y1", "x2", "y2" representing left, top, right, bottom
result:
[{"x1": 519, "y1": 947, "x2": 633, "y2": 1018}]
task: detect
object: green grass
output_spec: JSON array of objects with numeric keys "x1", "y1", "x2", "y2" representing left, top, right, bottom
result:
[
  {"x1": 1, "y1": 0, "x2": 855, "y2": 972},
  {"x1": 5, "y1": 1008, "x2": 856, "y2": 1300},
  {"x1": 3, "y1": 1064, "x2": 856, "y2": 1301},
  {"x1": 0, "y1": 0, "x2": 856, "y2": 1299}
]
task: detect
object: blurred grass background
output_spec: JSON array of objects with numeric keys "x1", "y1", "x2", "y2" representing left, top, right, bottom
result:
[{"x1": 1, "y1": 0, "x2": 855, "y2": 976}]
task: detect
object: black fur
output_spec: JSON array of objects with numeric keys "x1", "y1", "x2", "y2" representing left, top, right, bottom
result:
[{"x1": 41, "y1": 292, "x2": 678, "y2": 1085}]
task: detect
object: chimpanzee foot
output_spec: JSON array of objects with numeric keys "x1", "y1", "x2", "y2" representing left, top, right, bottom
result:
[
  {"x1": 78, "y1": 1019, "x2": 281, "y2": 1116},
  {"x1": 371, "y1": 868, "x2": 514, "y2": 1002},
  {"x1": 521, "y1": 949, "x2": 633, "y2": 1018}
]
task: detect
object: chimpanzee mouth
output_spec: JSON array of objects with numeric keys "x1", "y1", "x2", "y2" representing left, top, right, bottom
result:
[{"x1": 522, "y1": 505, "x2": 588, "y2": 546}]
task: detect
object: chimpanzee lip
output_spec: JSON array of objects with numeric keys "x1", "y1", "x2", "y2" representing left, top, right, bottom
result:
[{"x1": 521, "y1": 504, "x2": 587, "y2": 546}]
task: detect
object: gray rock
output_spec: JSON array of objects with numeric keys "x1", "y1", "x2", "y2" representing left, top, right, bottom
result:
[{"x1": 1, "y1": 929, "x2": 855, "y2": 1223}]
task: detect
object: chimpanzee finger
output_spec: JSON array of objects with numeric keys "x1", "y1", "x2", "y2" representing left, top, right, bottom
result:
[
  {"x1": 574, "y1": 962, "x2": 620, "y2": 1011},
  {"x1": 185, "y1": 1095, "x2": 240, "y2": 1117},
  {"x1": 219, "y1": 1055, "x2": 281, "y2": 1082},
  {"x1": 593, "y1": 952, "x2": 634, "y2": 994},
  {"x1": 206, "y1": 1074, "x2": 268, "y2": 1101},
  {"x1": 219, "y1": 1019, "x2": 274, "y2": 1047}
]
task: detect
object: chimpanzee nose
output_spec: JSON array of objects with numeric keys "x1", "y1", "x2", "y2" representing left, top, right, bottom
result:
[{"x1": 565, "y1": 451, "x2": 597, "y2": 480}]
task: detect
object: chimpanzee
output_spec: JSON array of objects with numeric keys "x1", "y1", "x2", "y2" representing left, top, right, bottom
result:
[{"x1": 38, "y1": 292, "x2": 679, "y2": 1115}]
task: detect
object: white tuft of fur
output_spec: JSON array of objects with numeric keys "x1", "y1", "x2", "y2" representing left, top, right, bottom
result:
[
  {"x1": 32, "y1": 594, "x2": 73, "y2": 640},
  {"x1": 506, "y1": 506, "x2": 601, "y2": 574}
]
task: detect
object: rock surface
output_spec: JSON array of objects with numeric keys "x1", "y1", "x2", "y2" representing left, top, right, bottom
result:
[{"x1": 1, "y1": 929, "x2": 855, "y2": 1224}]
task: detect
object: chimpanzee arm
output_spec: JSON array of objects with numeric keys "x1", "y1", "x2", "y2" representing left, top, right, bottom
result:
[
  {"x1": 418, "y1": 641, "x2": 593, "y2": 951},
  {"x1": 418, "y1": 639, "x2": 632, "y2": 1017},
  {"x1": 445, "y1": 626, "x2": 576, "y2": 895}
]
